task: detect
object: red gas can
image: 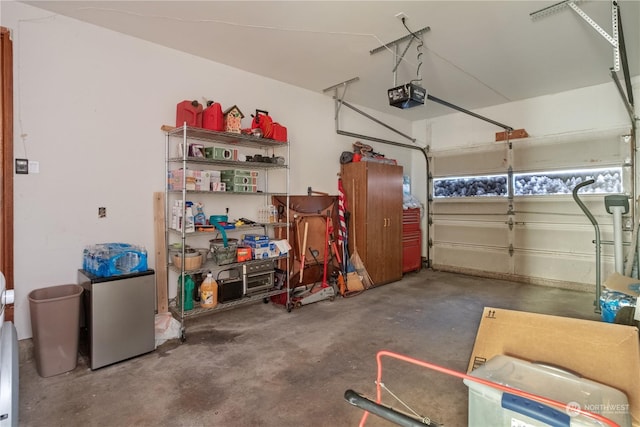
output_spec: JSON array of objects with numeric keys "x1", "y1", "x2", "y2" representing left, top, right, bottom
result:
[
  {"x1": 251, "y1": 110, "x2": 274, "y2": 139},
  {"x1": 272, "y1": 123, "x2": 288, "y2": 142},
  {"x1": 176, "y1": 100, "x2": 203, "y2": 128},
  {"x1": 202, "y1": 100, "x2": 224, "y2": 131}
]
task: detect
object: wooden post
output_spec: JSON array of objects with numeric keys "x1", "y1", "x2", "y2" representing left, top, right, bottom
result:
[{"x1": 153, "y1": 192, "x2": 168, "y2": 313}]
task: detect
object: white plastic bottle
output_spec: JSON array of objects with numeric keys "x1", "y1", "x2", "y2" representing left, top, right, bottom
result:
[
  {"x1": 268, "y1": 205, "x2": 277, "y2": 223},
  {"x1": 185, "y1": 204, "x2": 195, "y2": 232}
]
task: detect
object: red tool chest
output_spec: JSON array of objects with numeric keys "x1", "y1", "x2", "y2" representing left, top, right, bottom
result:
[{"x1": 402, "y1": 208, "x2": 422, "y2": 273}]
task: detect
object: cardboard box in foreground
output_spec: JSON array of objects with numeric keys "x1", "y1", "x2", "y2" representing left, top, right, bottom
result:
[{"x1": 468, "y1": 307, "x2": 640, "y2": 425}]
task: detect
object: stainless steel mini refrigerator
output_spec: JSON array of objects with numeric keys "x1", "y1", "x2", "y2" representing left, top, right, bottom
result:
[{"x1": 78, "y1": 269, "x2": 155, "y2": 370}]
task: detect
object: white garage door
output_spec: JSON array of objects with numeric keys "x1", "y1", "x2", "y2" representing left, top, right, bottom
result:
[{"x1": 430, "y1": 127, "x2": 633, "y2": 290}]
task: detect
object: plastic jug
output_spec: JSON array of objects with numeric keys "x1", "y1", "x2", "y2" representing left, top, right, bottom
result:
[
  {"x1": 194, "y1": 203, "x2": 207, "y2": 226},
  {"x1": 179, "y1": 274, "x2": 195, "y2": 311},
  {"x1": 176, "y1": 100, "x2": 203, "y2": 128},
  {"x1": 202, "y1": 100, "x2": 224, "y2": 131},
  {"x1": 200, "y1": 272, "x2": 218, "y2": 308}
]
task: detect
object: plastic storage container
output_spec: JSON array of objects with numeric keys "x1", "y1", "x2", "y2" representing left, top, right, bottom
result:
[
  {"x1": 464, "y1": 355, "x2": 631, "y2": 427},
  {"x1": 28, "y1": 284, "x2": 84, "y2": 377},
  {"x1": 210, "y1": 238, "x2": 238, "y2": 265}
]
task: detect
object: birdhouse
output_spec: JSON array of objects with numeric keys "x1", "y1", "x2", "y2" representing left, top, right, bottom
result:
[{"x1": 223, "y1": 105, "x2": 244, "y2": 134}]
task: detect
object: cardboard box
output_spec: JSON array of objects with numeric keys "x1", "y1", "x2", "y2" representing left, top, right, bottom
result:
[
  {"x1": 468, "y1": 307, "x2": 640, "y2": 426},
  {"x1": 211, "y1": 182, "x2": 225, "y2": 192},
  {"x1": 269, "y1": 240, "x2": 291, "y2": 257},
  {"x1": 222, "y1": 175, "x2": 258, "y2": 185},
  {"x1": 194, "y1": 170, "x2": 209, "y2": 191},
  {"x1": 168, "y1": 169, "x2": 196, "y2": 191},
  {"x1": 213, "y1": 147, "x2": 238, "y2": 161},
  {"x1": 226, "y1": 184, "x2": 257, "y2": 193},
  {"x1": 208, "y1": 170, "x2": 221, "y2": 183},
  {"x1": 243, "y1": 234, "x2": 269, "y2": 242},
  {"x1": 221, "y1": 169, "x2": 258, "y2": 178},
  {"x1": 252, "y1": 246, "x2": 271, "y2": 259},
  {"x1": 243, "y1": 240, "x2": 270, "y2": 249},
  {"x1": 605, "y1": 273, "x2": 640, "y2": 297},
  {"x1": 188, "y1": 143, "x2": 205, "y2": 157}
]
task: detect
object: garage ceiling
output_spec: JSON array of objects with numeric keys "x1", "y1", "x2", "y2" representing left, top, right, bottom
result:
[{"x1": 20, "y1": 0, "x2": 640, "y2": 122}]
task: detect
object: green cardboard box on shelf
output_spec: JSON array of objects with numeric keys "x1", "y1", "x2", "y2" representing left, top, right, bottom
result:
[{"x1": 468, "y1": 307, "x2": 640, "y2": 426}]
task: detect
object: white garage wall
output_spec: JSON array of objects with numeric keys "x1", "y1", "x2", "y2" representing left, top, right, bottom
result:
[{"x1": 2, "y1": 1, "x2": 413, "y2": 339}]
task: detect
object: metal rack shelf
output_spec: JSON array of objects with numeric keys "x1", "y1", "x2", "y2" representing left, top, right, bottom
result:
[
  {"x1": 164, "y1": 123, "x2": 291, "y2": 341},
  {"x1": 168, "y1": 254, "x2": 289, "y2": 275},
  {"x1": 168, "y1": 157, "x2": 288, "y2": 169},
  {"x1": 167, "y1": 190, "x2": 286, "y2": 196},
  {"x1": 164, "y1": 125, "x2": 288, "y2": 148},
  {"x1": 167, "y1": 223, "x2": 291, "y2": 237},
  {"x1": 169, "y1": 287, "x2": 288, "y2": 319}
]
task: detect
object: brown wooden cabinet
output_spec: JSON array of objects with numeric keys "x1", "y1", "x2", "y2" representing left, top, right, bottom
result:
[{"x1": 341, "y1": 161, "x2": 403, "y2": 286}]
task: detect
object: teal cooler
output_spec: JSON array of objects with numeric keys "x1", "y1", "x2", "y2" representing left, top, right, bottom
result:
[{"x1": 464, "y1": 355, "x2": 631, "y2": 427}]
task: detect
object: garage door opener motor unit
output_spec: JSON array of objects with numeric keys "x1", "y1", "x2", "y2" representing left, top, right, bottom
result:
[{"x1": 388, "y1": 83, "x2": 426, "y2": 109}]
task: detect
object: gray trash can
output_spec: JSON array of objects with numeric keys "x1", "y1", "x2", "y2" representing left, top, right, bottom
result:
[{"x1": 28, "y1": 284, "x2": 83, "y2": 377}]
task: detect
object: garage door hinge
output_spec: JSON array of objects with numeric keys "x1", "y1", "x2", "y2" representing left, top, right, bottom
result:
[
  {"x1": 506, "y1": 218, "x2": 514, "y2": 230},
  {"x1": 428, "y1": 238, "x2": 433, "y2": 248},
  {"x1": 509, "y1": 244, "x2": 514, "y2": 257}
]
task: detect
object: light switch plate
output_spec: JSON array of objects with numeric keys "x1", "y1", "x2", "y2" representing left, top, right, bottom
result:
[{"x1": 28, "y1": 161, "x2": 40, "y2": 174}]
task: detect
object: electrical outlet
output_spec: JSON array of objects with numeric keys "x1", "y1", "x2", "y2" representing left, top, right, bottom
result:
[
  {"x1": 395, "y1": 12, "x2": 408, "y2": 21},
  {"x1": 98, "y1": 207, "x2": 106, "y2": 218}
]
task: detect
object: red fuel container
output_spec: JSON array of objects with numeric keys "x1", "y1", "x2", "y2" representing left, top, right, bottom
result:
[
  {"x1": 202, "y1": 101, "x2": 224, "y2": 131},
  {"x1": 272, "y1": 123, "x2": 287, "y2": 142},
  {"x1": 176, "y1": 100, "x2": 203, "y2": 128}
]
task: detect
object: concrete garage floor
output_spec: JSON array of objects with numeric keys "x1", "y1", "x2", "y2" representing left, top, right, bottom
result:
[{"x1": 18, "y1": 269, "x2": 600, "y2": 427}]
